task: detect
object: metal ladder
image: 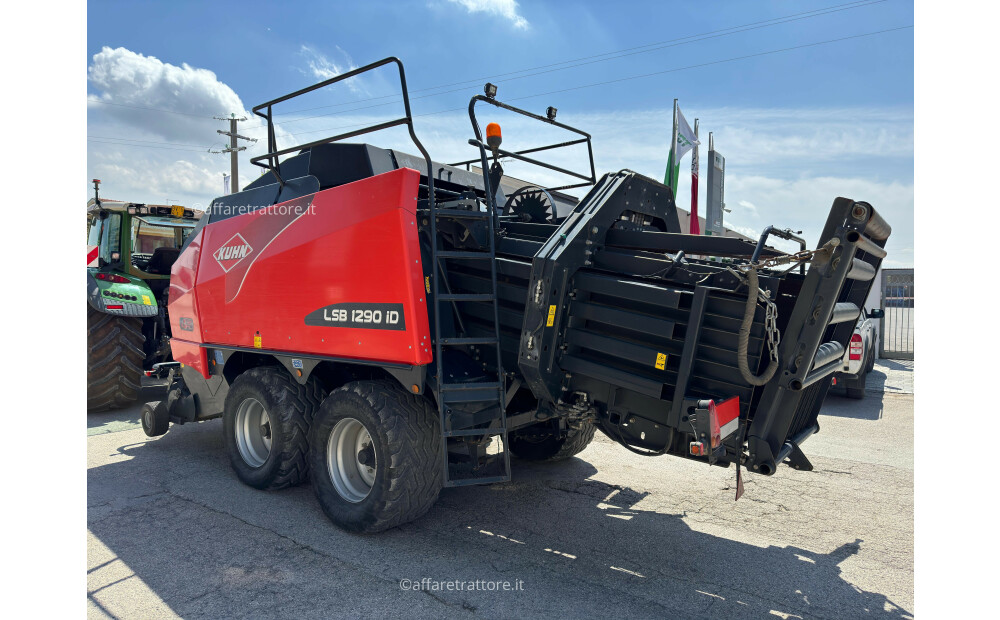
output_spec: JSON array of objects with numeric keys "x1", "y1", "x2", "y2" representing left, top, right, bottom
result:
[{"x1": 429, "y1": 194, "x2": 510, "y2": 487}]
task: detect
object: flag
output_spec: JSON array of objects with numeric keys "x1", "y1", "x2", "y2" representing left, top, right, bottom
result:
[
  {"x1": 664, "y1": 103, "x2": 700, "y2": 194},
  {"x1": 223, "y1": 174, "x2": 231, "y2": 195}
]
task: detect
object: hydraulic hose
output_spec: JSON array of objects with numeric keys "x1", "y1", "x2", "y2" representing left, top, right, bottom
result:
[{"x1": 738, "y1": 268, "x2": 779, "y2": 386}]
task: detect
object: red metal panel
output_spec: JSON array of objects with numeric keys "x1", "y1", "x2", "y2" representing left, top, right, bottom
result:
[
  {"x1": 168, "y1": 228, "x2": 205, "y2": 342},
  {"x1": 173, "y1": 168, "x2": 432, "y2": 366},
  {"x1": 170, "y1": 338, "x2": 210, "y2": 379}
]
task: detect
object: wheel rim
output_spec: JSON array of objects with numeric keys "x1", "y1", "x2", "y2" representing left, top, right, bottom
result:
[
  {"x1": 235, "y1": 398, "x2": 272, "y2": 468},
  {"x1": 327, "y1": 417, "x2": 376, "y2": 503},
  {"x1": 143, "y1": 408, "x2": 153, "y2": 430}
]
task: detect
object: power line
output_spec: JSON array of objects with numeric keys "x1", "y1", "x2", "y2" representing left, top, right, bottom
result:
[
  {"x1": 84, "y1": 22, "x2": 912, "y2": 154},
  {"x1": 274, "y1": 0, "x2": 889, "y2": 125},
  {"x1": 279, "y1": 24, "x2": 913, "y2": 141},
  {"x1": 87, "y1": 98, "x2": 219, "y2": 119},
  {"x1": 87, "y1": 138, "x2": 211, "y2": 152},
  {"x1": 85, "y1": 0, "x2": 887, "y2": 122},
  {"x1": 505, "y1": 25, "x2": 914, "y2": 103},
  {"x1": 88, "y1": 135, "x2": 217, "y2": 148}
]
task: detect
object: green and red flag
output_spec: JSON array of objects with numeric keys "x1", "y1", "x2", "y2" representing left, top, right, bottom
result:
[{"x1": 663, "y1": 102, "x2": 700, "y2": 197}]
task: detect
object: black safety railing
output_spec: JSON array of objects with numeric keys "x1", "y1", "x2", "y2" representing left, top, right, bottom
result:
[
  {"x1": 453, "y1": 95, "x2": 597, "y2": 210},
  {"x1": 250, "y1": 56, "x2": 435, "y2": 209}
]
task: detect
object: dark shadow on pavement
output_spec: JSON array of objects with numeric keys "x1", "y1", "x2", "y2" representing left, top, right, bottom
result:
[
  {"x1": 86, "y1": 379, "x2": 170, "y2": 435},
  {"x1": 823, "y1": 390, "x2": 885, "y2": 421},
  {"x1": 88, "y1": 422, "x2": 912, "y2": 619}
]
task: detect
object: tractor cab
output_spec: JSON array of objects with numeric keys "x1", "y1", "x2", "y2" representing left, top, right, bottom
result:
[
  {"x1": 87, "y1": 199, "x2": 201, "y2": 282},
  {"x1": 85, "y1": 180, "x2": 204, "y2": 412}
]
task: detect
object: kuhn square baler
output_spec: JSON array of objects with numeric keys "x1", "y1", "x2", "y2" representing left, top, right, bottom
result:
[{"x1": 142, "y1": 58, "x2": 891, "y2": 533}]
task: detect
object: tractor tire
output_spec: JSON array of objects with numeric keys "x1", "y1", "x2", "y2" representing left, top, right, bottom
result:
[
  {"x1": 87, "y1": 304, "x2": 145, "y2": 412},
  {"x1": 140, "y1": 400, "x2": 170, "y2": 437},
  {"x1": 509, "y1": 422, "x2": 597, "y2": 462},
  {"x1": 223, "y1": 367, "x2": 325, "y2": 490},
  {"x1": 309, "y1": 380, "x2": 442, "y2": 534}
]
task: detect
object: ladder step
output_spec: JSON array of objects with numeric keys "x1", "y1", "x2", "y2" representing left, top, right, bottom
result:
[
  {"x1": 440, "y1": 337, "x2": 499, "y2": 345},
  {"x1": 446, "y1": 475, "x2": 510, "y2": 487},
  {"x1": 436, "y1": 251, "x2": 492, "y2": 259},
  {"x1": 443, "y1": 428, "x2": 506, "y2": 438},
  {"x1": 441, "y1": 382, "x2": 501, "y2": 391},
  {"x1": 434, "y1": 208, "x2": 492, "y2": 219},
  {"x1": 438, "y1": 293, "x2": 495, "y2": 302},
  {"x1": 443, "y1": 390, "x2": 503, "y2": 405}
]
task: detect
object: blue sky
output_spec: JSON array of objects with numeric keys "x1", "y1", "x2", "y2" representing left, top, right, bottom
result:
[{"x1": 86, "y1": 0, "x2": 914, "y2": 265}]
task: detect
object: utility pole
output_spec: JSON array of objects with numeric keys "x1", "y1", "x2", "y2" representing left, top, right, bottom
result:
[{"x1": 211, "y1": 113, "x2": 256, "y2": 194}]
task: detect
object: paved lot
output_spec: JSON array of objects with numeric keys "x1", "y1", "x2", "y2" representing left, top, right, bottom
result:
[
  {"x1": 867, "y1": 358, "x2": 914, "y2": 395},
  {"x1": 88, "y1": 362, "x2": 913, "y2": 619}
]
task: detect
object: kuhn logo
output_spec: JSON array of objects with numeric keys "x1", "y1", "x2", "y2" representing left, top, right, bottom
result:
[{"x1": 214, "y1": 233, "x2": 253, "y2": 272}]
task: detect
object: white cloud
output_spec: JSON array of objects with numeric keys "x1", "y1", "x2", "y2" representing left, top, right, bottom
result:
[
  {"x1": 299, "y1": 45, "x2": 366, "y2": 94},
  {"x1": 87, "y1": 47, "x2": 279, "y2": 208},
  {"x1": 87, "y1": 46, "x2": 250, "y2": 143},
  {"x1": 737, "y1": 200, "x2": 758, "y2": 216},
  {"x1": 445, "y1": 0, "x2": 529, "y2": 30}
]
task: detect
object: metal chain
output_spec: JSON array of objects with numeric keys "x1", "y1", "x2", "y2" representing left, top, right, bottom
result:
[
  {"x1": 764, "y1": 293, "x2": 780, "y2": 362},
  {"x1": 723, "y1": 236, "x2": 842, "y2": 379},
  {"x1": 753, "y1": 238, "x2": 840, "y2": 270},
  {"x1": 726, "y1": 266, "x2": 782, "y2": 365}
]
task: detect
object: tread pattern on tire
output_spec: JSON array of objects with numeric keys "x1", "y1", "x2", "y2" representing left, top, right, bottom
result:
[
  {"x1": 227, "y1": 367, "x2": 326, "y2": 490},
  {"x1": 141, "y1": 400, "x2": 169, "y2": 437},
  {"x1": 509, "y1": 422, "x2": 597, "y2": 462},
  {"x1": 313, "y1": 380, "x2": 442, "y2": 533},
  {"x1": 87, "y1": 303, "x2": 145, "y2": 412}
]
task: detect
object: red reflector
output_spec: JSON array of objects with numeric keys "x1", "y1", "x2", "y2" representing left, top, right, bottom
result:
[
  {"x1": 849, "y1": 334, "x2": 863, "y2": 360},
  {"x1": 708, "y1": 396, "x2": 741, "y2": 449},
  {"x1": 106, "y1": 304, "x2": 123, "y2": 310},
  {"x1": 96, "y1": 273, "x2": 106, "y2": 280}
]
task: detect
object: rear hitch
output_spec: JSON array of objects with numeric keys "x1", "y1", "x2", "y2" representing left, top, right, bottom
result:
[{"x1": 144, "y1": 361, "x2": 181, "y2": 378}]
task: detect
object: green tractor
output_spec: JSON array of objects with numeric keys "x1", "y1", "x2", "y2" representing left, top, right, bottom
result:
[{"x1": 86, "y1": 179, "x2": 203, "y2": 411}]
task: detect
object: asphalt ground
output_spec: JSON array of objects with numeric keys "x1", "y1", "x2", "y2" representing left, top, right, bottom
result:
[{"x1": 87, "y1": 361, "x2": 913, "y2": 619}]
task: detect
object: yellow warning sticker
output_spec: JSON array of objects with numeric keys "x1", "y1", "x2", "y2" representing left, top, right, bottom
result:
[
  {"x1": 425, "y1": 276, "x2": 431, "y2": 294},
  {"x1": 141, "y1": 295, "x2": 151, "y2": 306},
  {"x1": 171, "y1": 205, "x2": 185, "y2": 217},
  {"x1": 253, "y1": 333, "x2": 262, "y2": 349},
  {"x1": 655, "y1": 352, "x2": 667, "y2": 370},
  {"x1": 546, "y1": 305, "x2": 557, "y2": 327}
]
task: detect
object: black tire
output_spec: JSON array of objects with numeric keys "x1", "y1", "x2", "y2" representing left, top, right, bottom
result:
[
  {"x1": 88, "y1": 304, "x2": 145, "y2": 412},
  {"x1": 140, "y1": 400, "x2": 169, "y2": 437},
  {"x1": 223, "y1": 367, "x2": 325, "y2": 490},
  {"x1": 309, "y1": 380, "x2": 442, "y2": 534},
  {"x1": 509, "y1": 422, "x2": 596, "y2": 462},
  {"x1": 846, "y1": 367, "x2": 868, "y2": 400}
]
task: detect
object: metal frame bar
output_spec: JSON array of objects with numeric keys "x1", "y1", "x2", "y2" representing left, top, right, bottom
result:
[
  {"x1": 466, "y1": 94, "x2": 597, "y2": 203},
  {"x1": 249, "y1": 56, "x2": 435, "y2": 207},
  {"x1": 449, "y1": 137, "x2": 590, "y2": 167},
  {"x1": 751, "y1": 225, "x2": 808, "y2": 274}
]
